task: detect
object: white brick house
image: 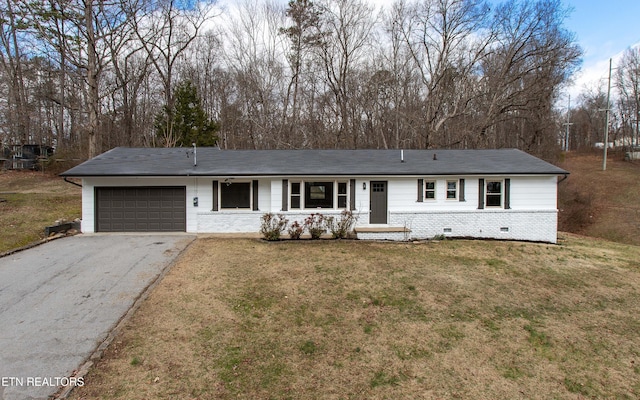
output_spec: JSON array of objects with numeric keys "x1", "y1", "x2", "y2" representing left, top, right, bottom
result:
[{"x1": 61, "y1": 148, "x2": 568, "y2": 243}]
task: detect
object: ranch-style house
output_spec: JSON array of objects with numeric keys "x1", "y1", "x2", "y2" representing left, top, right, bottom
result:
[{"x1": 61, "y1": 147, "x2": 568, "y2": 243}]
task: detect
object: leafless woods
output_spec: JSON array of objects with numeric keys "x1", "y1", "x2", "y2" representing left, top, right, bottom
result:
[{"x1": 0, "y1": 0, "x2": 590, "y2": 160}]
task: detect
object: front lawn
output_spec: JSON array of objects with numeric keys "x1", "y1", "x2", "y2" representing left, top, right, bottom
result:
[
  {"x1": 0, "y1": 171, "x2": 81, "y2": 253},
  {"x1": 72, "y1": 235, "x2": 640, "y2": 399}
]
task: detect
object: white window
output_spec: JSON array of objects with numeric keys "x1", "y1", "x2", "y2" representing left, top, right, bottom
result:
[
  {"x1": 486, "y1": 180, "x2": 503, "y2": 207},
  {"x1": 338, "y1": 182, "x2": 348, "y2": 208},
  {"x1": 446, "y1": 180, "x2": 458, "y2": 200},
  {"x1": 290, "y1": 182, "x2": 301, "y2": 209},
  {"x1": 425, "y1": 180, "x2": 436, "y2": 200},
  {"x1": 290, "y1": 180, "x2": 349, "y2": 210}
]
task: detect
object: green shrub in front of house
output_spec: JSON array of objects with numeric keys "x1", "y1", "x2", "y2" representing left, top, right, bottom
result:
[{"x1": 260, "y1": 213, "x2": 289, "y2": 241}]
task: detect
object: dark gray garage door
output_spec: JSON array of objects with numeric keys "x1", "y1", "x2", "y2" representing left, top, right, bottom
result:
[{"x1": 95, "y1": 187, "x2": 186, "y2": 232}]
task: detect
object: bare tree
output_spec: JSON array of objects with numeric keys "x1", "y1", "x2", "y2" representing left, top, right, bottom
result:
[
  {"x1": 476, "y1": 0, "x2": 581, "y2": 153},
  {"x1": 399, "y1": 0, "x2": 493, "y2": 148},
  {"x1": 124, "y1": 0, "x2": 217, "y2": 147},
  {"x1": 615, "y1": 47, "x2": 640, "y2": 147},
  {"x1": 313, "y1": 0, "x2": 376, "y2": 148},
  {"x1": 26, "y1": 0, "x2": 134, "y2": 157},
  {"x1": 280, "y1": 0, "x2": 323, "y2": 143},
  {"x1": 0, "y1": 0, "x2": 31, "y2": 144}
]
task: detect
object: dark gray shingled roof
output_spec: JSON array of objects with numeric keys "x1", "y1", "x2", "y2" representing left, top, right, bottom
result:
[{"x1": 60, "y1": 147, "x2": 568, "y2": 177}]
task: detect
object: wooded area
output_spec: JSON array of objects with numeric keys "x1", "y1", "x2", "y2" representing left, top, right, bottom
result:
[{"x1": 1, "y1": 0, "x2": 630, "y2": 163}]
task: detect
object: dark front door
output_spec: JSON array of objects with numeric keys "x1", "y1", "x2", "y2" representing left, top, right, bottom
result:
[{"x1": 370, "y1": 181, "x2": 388, "y2": 224}]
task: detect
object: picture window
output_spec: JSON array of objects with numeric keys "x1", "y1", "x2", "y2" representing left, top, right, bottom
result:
[{"x1": 221, "y1": 182, "x2": 251, "y2": 209}]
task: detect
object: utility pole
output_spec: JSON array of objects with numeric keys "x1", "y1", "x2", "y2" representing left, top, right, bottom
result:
[
  {"x1": 562, "y1": 95, "x2": 573, "y2": 151},
  {"x1": 603, "y1": 58, "x2": 612, "y2": 171}
]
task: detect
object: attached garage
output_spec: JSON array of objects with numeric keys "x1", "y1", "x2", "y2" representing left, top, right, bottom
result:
[{"x1": 95, "y1": 187, "x2": 186, "y2": 232}]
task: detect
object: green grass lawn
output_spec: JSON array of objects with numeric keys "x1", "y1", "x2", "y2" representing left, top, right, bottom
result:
[
  {"x1": 0, "y1": 171, "x2": 81, "y2": 253},
  {"x1": 71, "y1": 236, "x2": 640, "y2": 399}
]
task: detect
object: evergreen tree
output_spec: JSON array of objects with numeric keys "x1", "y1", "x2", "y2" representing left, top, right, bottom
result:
[{"x1": 155, "y1": 80, "x2": 219, "y2": 147}]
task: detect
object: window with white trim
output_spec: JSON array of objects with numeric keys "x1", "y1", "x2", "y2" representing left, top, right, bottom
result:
[
  {"x1": 425, "y1": 180, "x2": 436, "y2": 200},
  {"x1": 291, "y1": 182, "x2": 301, "y2": 209},
  {"x1": 338, "y1": 182, "x2": 348, "y2": 208},
  {"x1": 446, "y1": 180, "x2": 458, "y2": 200},
  {"x1": 288, "y1": 180, "x2": 349, "y2": 210},
  {"x1": 486, "y1": 180, "x2": 503, "y2": 207}
]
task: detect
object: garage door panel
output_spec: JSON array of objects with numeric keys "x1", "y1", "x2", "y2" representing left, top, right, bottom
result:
[{"x1": 96, "y1": 187, "x2": 186, "y2": 232}]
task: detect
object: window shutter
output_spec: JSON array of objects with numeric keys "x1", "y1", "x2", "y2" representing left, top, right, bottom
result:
[
  {"x1": 212, "y1": 180, "x2": 219, "y2": 211},
  {"x1": 281, "y1": 179, "x2": 288, "y2": 211},
  {"x1": 478, "y1": 178, "x2": 485, "y2": 209},
  {"x1": 459, "y1": 179, "x2": 465, "y2": 202},
  {"x1": 504, "y1": 178, "x2": 511, "y2": 209},
  {"x1": 417, "y1": 179, "x2": 424, "y2": 202},
  {"x1": 252, "y1": 180, "x2": 259, "y2": 211},
  {"x1": 350, "y1": 179, "x2": 356, "y2": 210}
]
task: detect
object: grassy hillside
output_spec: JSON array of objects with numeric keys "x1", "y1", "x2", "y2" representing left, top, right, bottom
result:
[
  {"x1": 558, "y1": 151, "x2": 640, "y2": 246},
  {"x1": 0, "y1": 171, "x2": 81, "y2": 252},
  {"x1": 70, "y1": 237, "x2": 640, "y2": 399}
]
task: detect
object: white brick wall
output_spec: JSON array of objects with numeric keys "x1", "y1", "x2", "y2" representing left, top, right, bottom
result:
[
  {"x1": 196, "y1": 210, "x2": 347, "y2": 234},
  {"x1": 356, "y1": 231, "x2": 410, "y2": 241},
  {"x1": 387, "y1": 210, "x2": 558, "y2": 243},
  {"x1": 197, "y1": 212, "x2": 262, "y2": 232},
  {"x1": 197, "y1": 209, "x2": 557, "y2": 243},
  {"x1": 81, "y1": 176, "x2": 559, "y2": 243}
]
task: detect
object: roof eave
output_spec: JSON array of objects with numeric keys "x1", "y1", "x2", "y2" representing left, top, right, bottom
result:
[{"x1": 60, "y1": 171, "x2": 569, "y2": 178}]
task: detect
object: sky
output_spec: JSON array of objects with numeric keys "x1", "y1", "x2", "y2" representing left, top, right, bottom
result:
[
  {"x1": 219, "y1": 0, "x2": 639, "y2": 102},
  {"x1": 556, "y1": 0, "x2": 640, "y2": 100}
]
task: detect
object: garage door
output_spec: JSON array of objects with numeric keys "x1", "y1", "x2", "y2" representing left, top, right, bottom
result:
[{"x1": 95, "y1": 187, "x2": 186, "y2": 232}]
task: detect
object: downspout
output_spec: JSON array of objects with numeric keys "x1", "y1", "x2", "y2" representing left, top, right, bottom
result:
[
  {"x1": 63, "y1": 177, "x2": 82, "y2": 187},
  {"x1": 557, "y1": 173, "x2": 569, "y2": 184}
]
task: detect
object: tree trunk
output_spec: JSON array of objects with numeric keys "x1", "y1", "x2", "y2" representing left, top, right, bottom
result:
[{"x1": 85, "y1": 0, "x2": 100, "y2": 158}]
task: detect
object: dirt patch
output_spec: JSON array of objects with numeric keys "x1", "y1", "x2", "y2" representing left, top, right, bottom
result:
[{"x1": 70, "y1": 236, "x2": 640, "y2": 399}]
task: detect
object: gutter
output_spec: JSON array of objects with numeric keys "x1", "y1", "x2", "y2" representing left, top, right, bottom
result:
[
  {"x1": 557, "y1": 173, "x2": 569, "y2": 184},
  {"x1": 63, "y1": 177, "x2": 82, "y2": 188}
]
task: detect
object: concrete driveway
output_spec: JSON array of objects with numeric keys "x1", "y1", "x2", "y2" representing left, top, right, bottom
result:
[{"x1": 0, "y1": 234, "x2": 195, "y2": 400}]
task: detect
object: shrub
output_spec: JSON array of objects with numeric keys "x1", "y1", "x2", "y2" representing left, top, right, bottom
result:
[
  {"x1": 304, "y1": 213, "x2": 326, "y2": 239},
  {"x1": 326, "y1": 210, "x2": 357, "y2": 239},
  {"x1": 287, "y1": 220, "x2": 305, "y2": 240},
  {"x1": 260, "y1": 213, "x2": 288, "y2": 241}
]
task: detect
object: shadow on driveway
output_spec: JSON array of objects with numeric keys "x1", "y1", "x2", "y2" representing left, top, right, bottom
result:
[{"x1": 0, "y1": 234, "x2": 195, "y2": 400}]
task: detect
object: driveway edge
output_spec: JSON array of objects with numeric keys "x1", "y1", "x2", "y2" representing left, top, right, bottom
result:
[
  {"x1": 0, "y1": 232, "x2": 73, "y2": 259},
  {"x1": 52, "y1": 235, "x2": 197, "y2": 399}
]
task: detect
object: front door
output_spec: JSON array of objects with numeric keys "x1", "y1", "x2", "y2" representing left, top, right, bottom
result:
[{"x1": 370, "y1": 181, "x2": 388, "y2": 224}]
